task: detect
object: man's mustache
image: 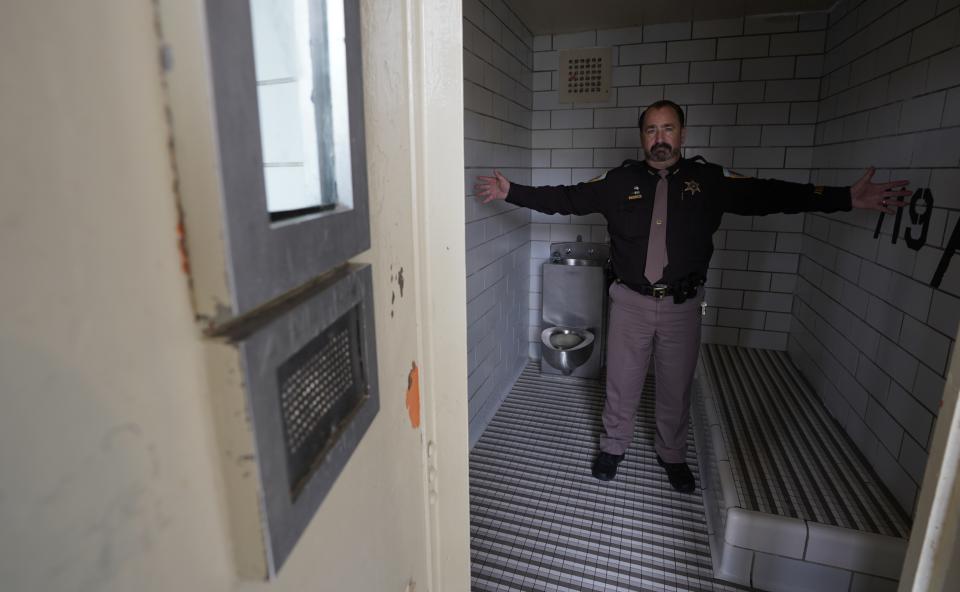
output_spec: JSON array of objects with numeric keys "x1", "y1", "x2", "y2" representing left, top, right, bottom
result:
[{"x1": 652, "y1": 142, "x2": 673, "y2": 152}]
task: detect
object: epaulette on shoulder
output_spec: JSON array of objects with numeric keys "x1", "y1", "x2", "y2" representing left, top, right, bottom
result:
[
  {"x1": 687, "y1": 154, "x2": 749, "y2": 179},
  {"x1": 586, "y1": 159, "x2": 641, "y2": 182}
]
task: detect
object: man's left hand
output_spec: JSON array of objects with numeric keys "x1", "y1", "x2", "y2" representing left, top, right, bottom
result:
[{"x1": 850, "y1": 167, "x2": 912, "y2": 214}]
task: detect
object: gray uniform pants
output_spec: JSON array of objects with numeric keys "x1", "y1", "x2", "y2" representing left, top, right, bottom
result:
[{"x1": 599, "y1": 281, "x2": 702, "y2": 463}]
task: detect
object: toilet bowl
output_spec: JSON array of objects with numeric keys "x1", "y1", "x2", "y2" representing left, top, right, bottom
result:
[{"x1": 540, "y1": 326, "x2": 595, "y2": 376}]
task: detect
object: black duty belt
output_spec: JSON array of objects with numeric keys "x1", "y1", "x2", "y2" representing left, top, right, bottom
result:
[
  {"x1": 617, "y1": 279, "x2": 700, "y2": 302},
  {"x1": 618, "y1": 280, "x2": 671, "y2": 298}
]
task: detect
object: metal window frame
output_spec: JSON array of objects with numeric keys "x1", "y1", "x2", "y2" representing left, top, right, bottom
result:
[{"x1": 204, "y1": 0, "x2": 369, "y2": 316}]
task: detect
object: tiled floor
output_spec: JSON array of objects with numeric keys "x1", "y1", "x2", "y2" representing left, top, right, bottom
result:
[{"x1": 469, "y1": 362, "x2": 756, "y2": 591}]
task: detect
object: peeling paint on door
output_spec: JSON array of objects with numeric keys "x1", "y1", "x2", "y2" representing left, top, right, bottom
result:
[{"x1": 406, "y1": 362, "x2": 420, "y2": 429}]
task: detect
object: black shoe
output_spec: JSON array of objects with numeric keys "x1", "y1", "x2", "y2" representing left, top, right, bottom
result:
[
  {"x1": 592, "y1": 451, "x2": 625, "y2": 481},
  {"x1": 657, "y1": 455, "x2": 695, "y2": 493}
]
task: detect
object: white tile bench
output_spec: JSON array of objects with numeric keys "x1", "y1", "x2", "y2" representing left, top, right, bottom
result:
[{"x1": 692, "y1": 344, "x2": 911, "y2": 592}]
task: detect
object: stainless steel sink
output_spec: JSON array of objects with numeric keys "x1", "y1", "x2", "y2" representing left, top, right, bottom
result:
[
  {"x1": 557, "y1": 258, "x2": 602, "y2": 266},
  {"x1": 549, "y1": 238, "x2": 609, "y2": 267}
]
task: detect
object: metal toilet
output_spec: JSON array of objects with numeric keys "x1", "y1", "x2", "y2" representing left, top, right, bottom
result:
[{"x1": 539, "y1": 238, "x2": 609, "y2": 378}]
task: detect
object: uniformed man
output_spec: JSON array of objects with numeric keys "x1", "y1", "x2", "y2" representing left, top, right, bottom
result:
[{"x1": 475, "y1": 100, "x2": 910, "y2": 493}]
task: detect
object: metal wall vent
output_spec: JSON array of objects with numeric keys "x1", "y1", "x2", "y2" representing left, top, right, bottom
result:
[
  {"x1": 559, "y1": 47, "x2": 612, "y2": 104},
  {"x1": 277, "y1": 305, "x2": 367, "y2": 499}
]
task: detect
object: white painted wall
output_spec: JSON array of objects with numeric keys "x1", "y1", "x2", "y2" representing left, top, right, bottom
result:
[
  {"x1": 0, "y1": 0, "x2": 469, "y2": 590},
  {"x1": 790, "y1": 0, "x2": 960, "y2": 515}
]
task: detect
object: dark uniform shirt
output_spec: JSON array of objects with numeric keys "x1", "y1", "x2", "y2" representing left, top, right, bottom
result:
[{"x1": 506, "y1": 156, "x2": 851, "y2": 293}]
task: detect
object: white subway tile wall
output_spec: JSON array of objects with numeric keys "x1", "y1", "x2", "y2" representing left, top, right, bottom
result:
[
  {"x1": 528, "y1": 14, "x2": 827, "y2": 360},
  {"x1": 464, "y1": 0, "x2": 535, "y2": 445},
  {"x1": 790, "y1": 0, "x2": 960, "y2": 515}
]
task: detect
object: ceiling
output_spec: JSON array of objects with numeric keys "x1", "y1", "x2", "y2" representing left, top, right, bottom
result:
[{"x1": 503, "y1": 0, "x2": 837, "y2": 35}]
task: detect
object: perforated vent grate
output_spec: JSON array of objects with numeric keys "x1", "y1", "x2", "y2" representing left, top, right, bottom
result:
[
  {"x1": 281, "y1": 330, "x2": 354, "y2": 452},
  {"x1": 276, "y1": 305, "x2": 367, "y2": 498},
  {"x1": 559, "y1": 47, "x2": 612, "y2": 104}
]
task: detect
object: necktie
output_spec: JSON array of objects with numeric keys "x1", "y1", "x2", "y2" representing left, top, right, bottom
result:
[{"x1": 644, "y1": 169, "x2": 670, "y2": 284}]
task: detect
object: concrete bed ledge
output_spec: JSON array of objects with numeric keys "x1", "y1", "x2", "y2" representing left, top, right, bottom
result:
[{"x1": 692, "y1": 345, "x2": 909, "y2": 592}]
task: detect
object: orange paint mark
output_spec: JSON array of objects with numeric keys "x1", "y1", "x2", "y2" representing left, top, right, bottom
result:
[{"x1": 406, "y1": 362, "x2": 421, "y2": 429}]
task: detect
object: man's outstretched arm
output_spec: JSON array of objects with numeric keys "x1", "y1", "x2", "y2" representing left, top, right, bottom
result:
[
  {"x1": 474, "y1": 169, "x2": 607, "y2": 216},
  {"x1": 719, "y1": 166, "x2": 911, "y2": 216}
]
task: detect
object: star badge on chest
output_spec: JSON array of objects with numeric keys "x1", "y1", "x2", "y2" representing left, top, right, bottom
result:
[
  {"x1": 683, "y1": 180, "x2": 702, "y2": 199},
  {"x1": 627, "y1": 185, "x2": 643, "y2": 200}
]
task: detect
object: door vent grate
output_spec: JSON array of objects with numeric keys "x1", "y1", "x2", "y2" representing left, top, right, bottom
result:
[{"x1": 276, "y1": 305, "x2": 367, "y2": 499}]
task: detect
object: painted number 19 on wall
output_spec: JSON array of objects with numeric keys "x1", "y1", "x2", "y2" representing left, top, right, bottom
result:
[{"x1": 872, "y1": 188, "x2": 957, "y2": 289}]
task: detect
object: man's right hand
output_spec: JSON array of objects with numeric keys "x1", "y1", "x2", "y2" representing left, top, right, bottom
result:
[{"x1": 474, "y1": 170, "x2": 510, "y2": 203}]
